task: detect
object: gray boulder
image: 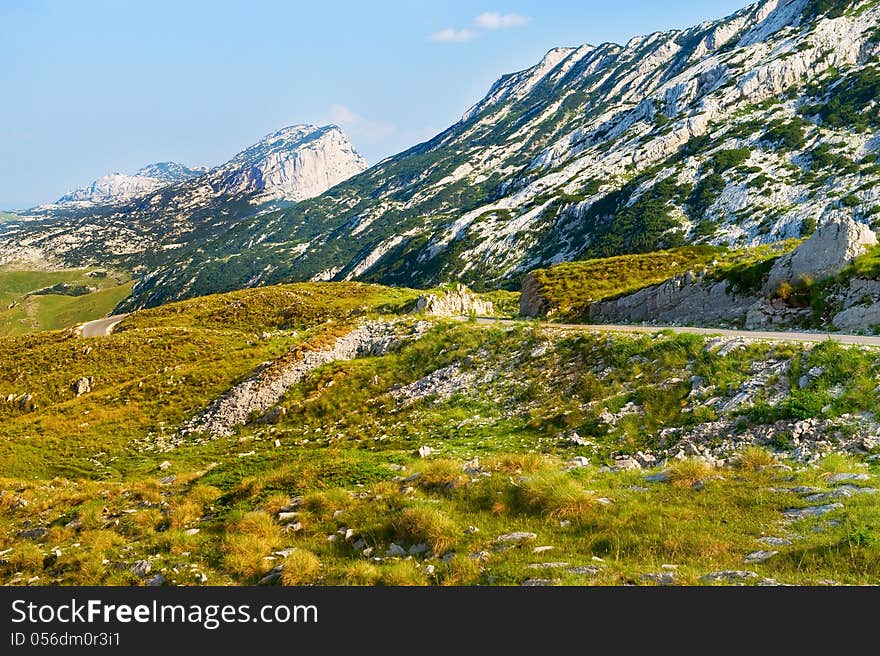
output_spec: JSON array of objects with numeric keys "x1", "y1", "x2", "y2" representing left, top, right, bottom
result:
[{"x1": 764, "y1": 216, "x2": 877, "y2": 295}]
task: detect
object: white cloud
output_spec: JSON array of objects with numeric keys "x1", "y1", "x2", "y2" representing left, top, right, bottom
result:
[
  {"x1": 329, "y1": 104, "x2": 396, "y2": 140},
  {"x1": 428, "y1": 27, "x2": 478, "y2": 43},
  {"x1": 474, "y1": 12, "x2": 530, "y2": 30}
]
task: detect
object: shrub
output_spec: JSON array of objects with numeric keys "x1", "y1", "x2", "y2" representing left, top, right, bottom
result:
[
  {"x1": 667, "y1": 459, "x2": 714, "y2": 488},
  {"x1": 393, "y1": 506, "x2": 458, "y2": 555},
  {"x1": 513, "y1": 471, "x2": 599, "y2": 522},
  {"x1": 342, "y1": 562, "x2": 382, "y2": 586},
  {"x1": 221, "y1": 511, "x2": 281, "y2": 580},
  {"x1": 414, "y1": 460, "x2": 467, "y2": 492},
  {"x1": 280, "y1": 550, "x2": 322, "y2": 586},
  {"x1": 378, "y1": 560, "x2": 427, "y2": 586},
  {"x1": 736, "y1": 446, "x2": 777, "y2": 471}
]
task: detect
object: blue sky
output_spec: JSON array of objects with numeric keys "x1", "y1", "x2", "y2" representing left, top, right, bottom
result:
[{"x1": 0, "y1": 0, "x2": 749, "y2": 209}]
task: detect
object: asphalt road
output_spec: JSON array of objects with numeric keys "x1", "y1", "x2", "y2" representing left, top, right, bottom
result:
[
  {"x1": 79, "y1": 313, "x2": 130, "y2": 338},
  {"x1": 474, "y1": 317, "x2": 880, "y2": 346}
]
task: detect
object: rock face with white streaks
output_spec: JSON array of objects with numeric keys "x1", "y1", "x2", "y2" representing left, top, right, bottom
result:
[{"x1": 212, "y1": 125, "x2": 367, "y2": 202}]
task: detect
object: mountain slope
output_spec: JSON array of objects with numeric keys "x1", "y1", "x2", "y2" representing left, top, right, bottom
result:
[
  {"x1": 124, "y1": 0, "x2": 880, "y2": 309},
  {"x1": 0, "y1": 125, "x2": 367, "y2": 270}
]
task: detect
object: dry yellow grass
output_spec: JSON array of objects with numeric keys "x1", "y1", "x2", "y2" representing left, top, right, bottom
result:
[
  {"x1": 737, "y1": 446, "x2": 777, "y2": 471},
  {"x1": 393, "y1": 506, "x2": 458, "y2": 555},
  {"x1": 221, "y1": 511, "x2": 282, "y2": 579},
  {"x1": 280, "y1": 550, "x2": 322, "y2": 586},
  {"x1": 668, "y1": 459, "x2": 715, "y2": 488}
]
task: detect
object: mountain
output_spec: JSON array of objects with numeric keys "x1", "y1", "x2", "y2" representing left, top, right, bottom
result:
[
  {"x1": 0, "y1": 125, "x2": 367, "y2": 269},
  {"x1": 53, "y1": 162, "x2": 205, "y2": 206},
  {"x1": 119, "y1": 0, "x2": 880, "y2": 309}
]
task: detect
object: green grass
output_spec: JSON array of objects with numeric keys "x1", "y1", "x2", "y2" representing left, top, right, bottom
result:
[
  {"x1": 0, "y1": 267, "x2": 133, "y2": 336},
  {"x1": 3, "y1": 280, "x2": 880, "y2": 586},
  {"x1": 839, "y1": 244, "x2": 880, "y2": 280}
]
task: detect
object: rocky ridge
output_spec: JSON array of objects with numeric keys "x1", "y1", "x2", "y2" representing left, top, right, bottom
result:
[
  {"x1": 184, "y1": 320, "x2": 431, "y2": 438},
  {"x1": 53, "y1": 162, "x2": 205, "y2": 207}
]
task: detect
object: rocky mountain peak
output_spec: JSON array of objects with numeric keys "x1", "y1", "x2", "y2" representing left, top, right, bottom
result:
[{"x1": 211, "y1": 124, "x2": 368, "y2": 201}]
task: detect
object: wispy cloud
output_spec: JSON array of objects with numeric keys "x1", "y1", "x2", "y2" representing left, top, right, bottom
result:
[
  {"x1": 474, "y1": 12, "x2": 530, "y2": 30},
  {"x1": 329, "y1": 104, "x2": 396, "y2": 140},
  {"x1": 428, "y1": 11, "x2": 530, "y2": 43},
  {"x1": 428, "y1": 27, "x2": 478, "y2": 43}
]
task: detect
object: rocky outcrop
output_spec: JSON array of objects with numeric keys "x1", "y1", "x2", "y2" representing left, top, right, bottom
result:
[
  {"x1": 822, "y1": 278, "x2": 880, "y2": 332},
  {"x1": 72, "y1": 377, "x2": 93, "y2": 397},
  {"x1": 519, "y1": 273, "x2": 551, "y2": 318},
  {"x1": 185, "y1": 320, "x2": 431, "y2": 437},
  {"x1": 763, "y1": 216, "x2": 877, "y2": 294},
  {"x1": 415, "y1": 284, "x2": 493, "y2": 317},
  {"x1": 587, "y1": 272, "x2": 760, "y2": 325}
]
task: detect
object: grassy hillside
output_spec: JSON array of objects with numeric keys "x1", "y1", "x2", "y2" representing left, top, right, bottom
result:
[
  {"x1": 0, "y1": 267, "x2": 133, "y2": 336},
  {"x1": 1, "y1": 280, "x2": 880, "y2": 586},
  {"x1": 525, "y1": 242, "x2": 798, "y2": 320}
]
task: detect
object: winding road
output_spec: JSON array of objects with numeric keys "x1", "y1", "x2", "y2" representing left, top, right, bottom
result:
[
  {"x1": 75, "y1": 310, "x2": 880, "y2": 347},
  {"x1": 474, "y1": 317, "x2": 880, "y2": 347},
  {"x1": 78, "y1": 313, "x2": 129, "y2": 338}
]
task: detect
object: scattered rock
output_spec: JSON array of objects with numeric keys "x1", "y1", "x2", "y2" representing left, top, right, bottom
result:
[
  {"x1": 641, "y1": 572, "x2": 676, "y2": 585},
  {"x1": 146, "y1": 573, "x2": 166, "y2": 587},
  {"x1": 158, "y1": 461, "x2": 171, "y2": 471},
  {"x1": 803, "y1": 486, "x2": 877, "y2": 503},
  {"x1": 567, "y1": 566, "x2": 602, "y2": 576},
  {"x1": 527, "y1": 562, "x2": 570, "y2": 570},
  {"x1": 783, "y1": 503, "x2": 844, "y2": 519},
  {"x1": 72, "y1": 377, "x2": 93, "y2": 397},
  {"x1": 387, "y1": 543, "x2": 407, "y2": 557},
  {"x1": 644, "y1": 471, "x2": 669, "y2": 483},
  {"x1": 417, "y1": 446, "x2": 433, "y2": 458},
  {"x1": 159, "y1": 475, "x2": 176, "y2": 486},
  {"x1": 522, "y1": 578, "x2": 554, "y2": 586},
  {"x1": 743, "y1": 550, "x2": 778, "y2": 564},
  {"x1": 827, "y1": 472, "x2": 870, "y2": 484},
  {"x1": 532, "y1": 546, "x2": 555, "y2": 554},
  {"x1": 130, "y1": 560, "x2": 151, "y2": 577},
  {"x1": 496, "y1": 532, "x2": 537, "y2": 543},
  {"x1": 699, "y1": 570, "x2": 759, "y2": 584},
  {"x1": 758, "y1": 537, "x2": 793, "y2": 547},
  {"x1": 15, "y1": 527, "x2": 48, "y2": 540},
  {"x1": 258, "y1": 568, "x2": 283, "y2": 586}
]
